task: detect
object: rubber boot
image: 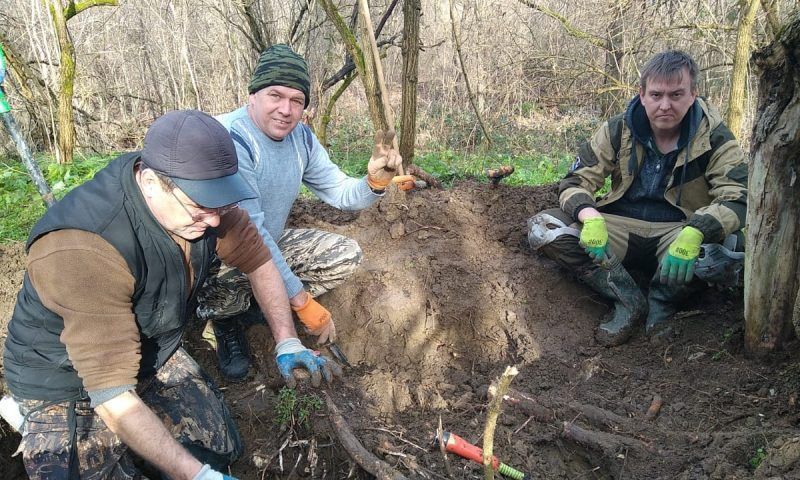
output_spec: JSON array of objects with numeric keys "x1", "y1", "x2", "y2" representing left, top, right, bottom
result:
[
  {"x1": 581, "y1": 256, "x2": 647, "y2": 346},
  {"x1": 212, "y1": 318, "x2": 250, "y2": 380},
  {"x1": 645, "y1": 280, "x2": 696, "y2": 341}
]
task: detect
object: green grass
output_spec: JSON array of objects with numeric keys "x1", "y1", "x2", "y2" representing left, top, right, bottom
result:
[
  {"x1": 749, "y1": 446, "x2": 767, "y2": 470},
  {"x1": 274, "y1": 387, "x2": 323, "y2": 429},
  {"x1": 1, "y1": 139, "x2": 582, "y2": 243},
  {"x1": 326, "y1": 149, "x2": 575, "y2": 188},
  {"x1": 0, "y1": 153, "x2": 114, "y2": 242}
]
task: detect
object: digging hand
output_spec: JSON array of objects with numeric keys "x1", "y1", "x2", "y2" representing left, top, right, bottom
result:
[
  {"x1": 579, "y1": 216, "x2": 609, "y2": 264},
  {"x1": 275, "y1": 338, "x2": 342, "y2": 389},
  {"x1": 193, "y1": 464, "x2": 238, "y2": 480},
  {"x1": 367, "y1": 130, "x2": 403, "y2": 191},
  {"x1": 292, "y1": 291, "x2": 336, "y2": 345},
  {"x1": 660, "y1": 226, "x2": 703, "y2": 285}
]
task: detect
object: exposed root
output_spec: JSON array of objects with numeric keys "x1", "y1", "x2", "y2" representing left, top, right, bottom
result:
[
  {"x1": 325, "y1": 392, "x2": 409, "y2": 480},
  {"x1": 562, "y1": 422, "x2": 658, "y2": 456},
  {"x1": 407, "y1": 164, "x2": 442, "y2": 188}
]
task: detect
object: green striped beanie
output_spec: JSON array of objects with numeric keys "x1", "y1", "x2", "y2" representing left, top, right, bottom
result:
[{"x1": 248, "y1": 44, "x2": 310, "y2": 108}]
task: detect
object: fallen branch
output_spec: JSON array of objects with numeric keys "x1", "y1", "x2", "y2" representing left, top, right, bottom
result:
[{"x1": 324, "y1": 393, "x2": 409, "y2": 480}]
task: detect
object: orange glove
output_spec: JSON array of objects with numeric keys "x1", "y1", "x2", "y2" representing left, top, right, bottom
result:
[
  {"x1": 291, "y1": 293, "x2": 336, "y2": 345},
  {"x1": 367, "y1": 130, "x2": 403, "y2": 190}
]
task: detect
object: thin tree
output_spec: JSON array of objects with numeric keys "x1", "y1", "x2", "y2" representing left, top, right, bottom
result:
[
  {"x1": 745, "y1": 11, "x2": 800, "y2": 356},
  {"x1": 725, "y1": 0, "x2": 760, "y2": 138},
  {"x1": 317, "y1": 0, "x2": 399, "y2": 132},
  {"x1": 448, "y1": 0, "x2": 491, "y2": 148},
  {"x1": 399, "y1": 0, "x2": 420, "y2": 167},
  {"x1": 47, "y1": 0, "x2": 118, "y2": 164}
]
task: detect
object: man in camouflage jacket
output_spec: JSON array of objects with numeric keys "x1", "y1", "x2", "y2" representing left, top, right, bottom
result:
[{"x1": 528, "y1": 50, "x2": 747, "y2": 346}]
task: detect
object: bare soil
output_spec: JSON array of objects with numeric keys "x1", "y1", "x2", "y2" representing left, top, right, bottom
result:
[{"x1": 2, "y1": 182, "x2": 800, "y2": 479}]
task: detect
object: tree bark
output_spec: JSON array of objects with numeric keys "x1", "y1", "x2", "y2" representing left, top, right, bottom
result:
[
  {"x1": 47, "y1": 0, "x2": 118, "y2": 164},
  {"x1": 745, "y1": 12, "x2": 800, "y2": 355},
  {"x1": 357, "y1": 0, "x2": 398, "y2": 136},
  {"x1": 317, "y1": 72, "x2": 357, "y2": 147},
  {"x1": 48, "y1": 0, "x2": 75, "y2": 164},
  {"x1": 399, "y1": 0, "x2": 420, "y2": 167},
  {"x1": 725, "y1": 0, "x2": 760, "y2": 138}
]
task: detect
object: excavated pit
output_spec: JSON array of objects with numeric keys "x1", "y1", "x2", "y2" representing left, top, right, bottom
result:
[{"x1": 2, "y1": 182, "x2": 798, "y2": 479}]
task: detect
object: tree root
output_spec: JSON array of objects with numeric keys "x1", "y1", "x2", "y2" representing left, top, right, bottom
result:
[
  {"x1": 562, "y1": 421, "x2": 659, "y2": 456},
  {"x1": 407, "y1": 164, "x2": 442, "y2": 188},
  {"x1": 324, "y1": 392, "x2": 409, "y2": 480}
]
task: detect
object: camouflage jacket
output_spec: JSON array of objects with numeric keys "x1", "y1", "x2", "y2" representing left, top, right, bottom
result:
[{"x1": 559, "y1": 97, "x2": 748, "y2": 243}]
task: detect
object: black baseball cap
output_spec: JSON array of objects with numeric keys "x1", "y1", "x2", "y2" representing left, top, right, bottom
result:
[{"x1": 141, "y1": 110, "x2": 256, "y2": 208}]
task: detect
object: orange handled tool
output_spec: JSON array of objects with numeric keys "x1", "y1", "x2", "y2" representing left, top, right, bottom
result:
[
  {"x1": 433, "y1": 431, "x2": 528, "y2": 479},
  {"x1": 436, "y1": 431, "x2": 500, "y2": 469}
]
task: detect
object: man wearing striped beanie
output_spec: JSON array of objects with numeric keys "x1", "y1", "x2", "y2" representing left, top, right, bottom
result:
[{"x1": 199, "y1": 44, "x2": 402, "y2": 382}]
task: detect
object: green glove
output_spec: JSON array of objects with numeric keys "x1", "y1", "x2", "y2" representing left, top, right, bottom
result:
[
  {"x1": 580, "y1": 216, "x2": 608, "y2": 262},
  {"x1": 660, "y1": 226, "x2": 703, "y2": 285}
]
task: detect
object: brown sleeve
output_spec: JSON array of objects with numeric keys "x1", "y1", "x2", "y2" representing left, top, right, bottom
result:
[
  {"x1": 27, "y1": 230, "x2": 141, "y2": 393},
  {"x1": 215, "y1": 208, "x2": 271, "y2": 274}
]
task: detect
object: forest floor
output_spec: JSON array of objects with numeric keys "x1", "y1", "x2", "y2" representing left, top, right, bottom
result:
[{"x1": 2, "y1": 181, "x2": 800, "y2": 479}]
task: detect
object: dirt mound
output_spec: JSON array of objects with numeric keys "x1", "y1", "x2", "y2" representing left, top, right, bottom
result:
[{"x1": 2, "y1": 182, "x2": 800, "y2": 479}]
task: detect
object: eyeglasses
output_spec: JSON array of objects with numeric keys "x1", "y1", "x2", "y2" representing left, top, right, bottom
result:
[{"x1": 170, "y1": 189, "x2": 238, "y2": 223}]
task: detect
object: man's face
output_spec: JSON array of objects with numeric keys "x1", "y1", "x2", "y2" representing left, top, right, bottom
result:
[
  {"x1": 639, "y1": 68, "x2": 697, "y2": 137},
  {"x1": 248, "y1": 85, "x2": 305, "y2": 141},
  {"x1": 140, "y1": 169, "x2": 223, "y2": 240}
]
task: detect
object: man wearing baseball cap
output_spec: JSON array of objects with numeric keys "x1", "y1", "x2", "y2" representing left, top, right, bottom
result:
[
  {"x1": 2, "y1": 110, "x2": 339, "y2": 479},
  {"x1": 200, "y1": 44, "x2": 402, "y2": 380}
]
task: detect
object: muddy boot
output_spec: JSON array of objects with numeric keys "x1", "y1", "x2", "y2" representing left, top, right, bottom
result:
[
  {"x1": 581, "y1": 256, "x2": 647, "y2": 346},
  {"x1": 645, "y1": 281, "x2": 696, "y2": 342},
  {"x1": 212, "y1": 318, "x2": 250, "y2": 381}
]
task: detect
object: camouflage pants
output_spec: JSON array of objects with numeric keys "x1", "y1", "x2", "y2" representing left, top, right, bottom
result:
[
  {"x1": 530, "y1": 208, "x2": 686, "y2": 273},
  {"x1": 15, "y1": 348, "x2": 242, "y2": 479},
  {"x1": 197, "y1": 228, "x2": 363, "y2": 321}
]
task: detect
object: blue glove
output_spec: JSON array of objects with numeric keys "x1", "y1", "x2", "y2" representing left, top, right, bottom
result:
[
  {"x1": 275, "y1": 338, "x2": 342, "y2": 388},
  {"x1": 192, "y1": 464, "x2": 238, "y2": 480}
]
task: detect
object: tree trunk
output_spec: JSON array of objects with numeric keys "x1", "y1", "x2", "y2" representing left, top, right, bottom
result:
[
  {"x1": 745, "y1": 13, "x2": 800, "y2": 355},
  {"x1": 318, "y1": 72, "x2": 357, "y2": 147},
  {"x1": 48, "y1": 0, "x2": 118, "y2": 164},
  {"x1": 358, "y1": 0, "x2": 393, "y2": 132},
  {"x1": 725, "y1": 0, "x2": 760, "y2": 138},
  {"x1": 399, "y1": 0, "x2": 420, "y2": 167},
  {"x1": 49, "y1": 0, "x2": 75, "y2": 164}
]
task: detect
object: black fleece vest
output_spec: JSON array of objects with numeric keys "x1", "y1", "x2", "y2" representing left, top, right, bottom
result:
[{"x1": 3, "y1": 153, "x2": 216, "y2": 401}]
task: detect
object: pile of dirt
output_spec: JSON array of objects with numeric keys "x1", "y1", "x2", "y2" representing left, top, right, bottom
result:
[{"x1": 2, "y1": 182, "x2": 800, "y2": 479}]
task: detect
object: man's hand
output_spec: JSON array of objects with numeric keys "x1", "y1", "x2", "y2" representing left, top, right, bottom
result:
[
  {"x1": 291, "y1": 292, "x2": 336, "y2": 345},
  {"x1": 580, "y1": 216, "x2": 608, "y2": 263},
  {"x1": 660, "y1": 226, "x2": 703, "y2": 285},
  {"x1": 193, "y1": 464, "x2": 238, "y2": 480},
  {"x1": 275, "y1": 338, "x2": 342, "y2": 388},
  {"x1": 367, "y1": 130, "x2": 403, "y2": 191}
]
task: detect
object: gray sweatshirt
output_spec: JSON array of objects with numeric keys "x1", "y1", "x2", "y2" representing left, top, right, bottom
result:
[{"x1": 215, "y1": 107, "x2": 380, "y2": 298}]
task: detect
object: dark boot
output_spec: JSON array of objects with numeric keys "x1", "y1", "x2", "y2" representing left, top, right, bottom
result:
[
  {"x1": 212, "y1": 318, "x2": 250, "y2": 380},
  {"x1": 581, "y1": 256, "x2": 647, "y2": 346},
  {"x1": 645, "y1": 280, "x2": 696, "y2": 338}
]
